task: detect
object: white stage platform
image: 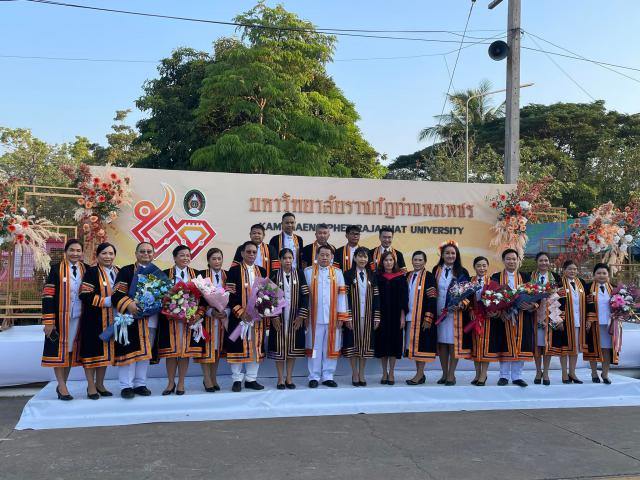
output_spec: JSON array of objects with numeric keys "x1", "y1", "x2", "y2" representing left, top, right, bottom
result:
[
  {"x1": 15, "y1": 369, "x2": 640, "y2": 430},
  {"x1": 3, "y1": 324, "x2": 640, "y2": 387}
]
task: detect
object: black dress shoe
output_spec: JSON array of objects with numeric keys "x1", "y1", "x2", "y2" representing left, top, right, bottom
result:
[
  {"x1": 308, "y1": 380, "x2": 319, "y2": 388},
  {"x1": 380, "y1": 379, "x2": 388, "y2": 385},
  {"x1": 87, "y1": 389, "x2": 100, "y2": 400},
  {"x1": 203, "y1": 381, "x2": 216, "y2": 393},
  {"x1": 602, "y1": 377, "x2": 612, "y2": 385},
  {"x1": 406, "y1": 376, "x2": 426, "y2": 386},
  {"x1": 568, "y1": 375, "x2": 583, "y2": 384},
  {"x1": 476, "y1": 378, "x2": 487, "y2": 387},
  {"x1": 471, "y1": 379, "x2": 479, "y2": 385},
  {"x1": 592, "y1": 375, "x2": 601, "y2": 384},
  {"x1": 322, "y1": 380, "x2": 338, "y2": 388},
  {"x1": 512, "y1": 379, "x2": 528, "y2": 387},
  {"x1": 176, "y1": 389, "x2": 185, "y2": 396},
  {"x1": 534, "y1": 378, "x2": 542, "y2": 385},
  {"x1": 134, "y1": 386, "x2": 152, "y2": 396},
  {"x1": 359, "y1": 381, "x2": 367, "y2": 387},
  {"x1": 543, "y1": 379, "x2": 551, "y2": 386},
  {"x1": 437, "y1": 377, "x2": 446, "y2": 385},
  {"x1": 56, "y1": 386, "x2": 73, "y2": 401},
  {"x1": 285, "y1": 382, "x2": 296, "y2": 389},
  {"x1": 162, "y1": 385, "x2": 176, "y2": 396},
  {"x1": 387, "y1": 380, "x2": 395, "y2": 386},
  {"x1": 121, "y1": 387, "x2": 135, "y2": 399},
  {"x1": 232, "y1": 381, "x2": 242, "y2": 392},
  {"x1": 96, "y1": 388, "x2": 113, "y2": 397},
  {"x1": 245, "y1": 381, "x2": 264, "y2": 390},
  {"x1": 213, "y1": 384, "x2": 221, "y2": 392},
  {"x1": 277, "y1": 383, "x2": 286, "y2": 390},
  {"x1": 497, "y1": 377, "x2": 509, "y2": 386},
  {"x1": 445, "y1": 379, "x2": 456, "y2": 386},
  {"x1": 352, "y1": 381, "x2": 360, "y2": 387}
]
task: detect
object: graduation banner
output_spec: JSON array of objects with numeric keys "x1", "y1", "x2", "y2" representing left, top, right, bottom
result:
[{"x1": 99, "y1": 167, "x2": 511, "y2": 269}]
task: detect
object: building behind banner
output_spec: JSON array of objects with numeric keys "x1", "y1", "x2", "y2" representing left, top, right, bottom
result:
[{"x1": 103, "y1": 167, "x2": 511, "y2": 271}]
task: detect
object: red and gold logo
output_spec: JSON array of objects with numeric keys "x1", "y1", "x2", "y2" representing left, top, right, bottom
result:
[{"x1": 131, "y1": 184, "x2": 216, "y2": 258}]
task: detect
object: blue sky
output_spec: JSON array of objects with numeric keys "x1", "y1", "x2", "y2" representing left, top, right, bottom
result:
[{"x1": 1, "y1": 0, "x2": 639, "y2": 162}]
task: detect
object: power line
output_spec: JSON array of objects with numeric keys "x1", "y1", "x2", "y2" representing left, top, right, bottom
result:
[
  {"x1": 526, "y1": 34, "x2": 595, "y2": 101},
  {"x1": 432, "y1": 0, "x2": 477, "y2": 143},
  {"x1": 522, "y1": 46, "x2": 640, "y2": 74},
  {"x1": 22, "y1": 0, "x2": 495, "y2": 44},
  {"x1": 0, "y1": 54, "x2": 157, "y2": 63},
  {"x1": 523, "y1": 30, "x2": 640, "y2": 85}
]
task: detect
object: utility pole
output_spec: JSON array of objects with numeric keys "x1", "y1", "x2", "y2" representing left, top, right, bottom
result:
[{"x1": 489, "y1": 0, "x2": 521, "y2": 184}]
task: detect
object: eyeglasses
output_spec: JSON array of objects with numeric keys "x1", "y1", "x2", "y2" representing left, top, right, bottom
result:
[{"x1": 137, "y1": 250, "x2": 154, "y2": 254}]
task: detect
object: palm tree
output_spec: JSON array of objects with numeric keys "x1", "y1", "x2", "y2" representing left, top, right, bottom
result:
[{"x1": 419, "y1": 79, "x2": 505, "y2": 143}]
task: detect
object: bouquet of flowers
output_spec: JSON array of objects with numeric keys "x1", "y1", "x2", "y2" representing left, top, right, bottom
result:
[
  {"x1": 131, "y1": 266, "x2": 172, "y2": 319},
  {"x1": 229, "y1": 277, "x2": 285, "y2": 342},
  {"x1": 481, "y1": 284, "x2": 518, "y2": 315},
  {"x1": 192, "y1": 275, "x2": 229, "y2": 312},
  {"x1": 161, "y1": 281, "x2": 202, "y2": 322},
  {"x1": 435, "y1": 280, "x2": 482, "y2": 325},
  {"x1": 610, "y1": 284, "x2": 640, "y2": 323},
  {"x1": 512, "y1": 282, "x2": 556, "y2": 310}
]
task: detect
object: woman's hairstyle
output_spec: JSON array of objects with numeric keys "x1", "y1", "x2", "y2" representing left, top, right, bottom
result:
[
  {"x1": 435, "y1": 243, "x2": 464, "y2": 278},
  {"x1": 593, "y1": 262, "x2": 610, "y2": 274},
  {"x1": 377, "y1": 250, "x2": 399, "y2": 273},
  {"x1": 206, "y1": 247, "x2": 223, "y2": 262},
  {"x1": 562, "y1": 259, "x2": 577, "y2": 270},
  {"x1": 279, "y1": 248, "x2": 294, "y2": 259},
  {"x1": 96, "y1": 242, "x2": 116, "y2": 256}
]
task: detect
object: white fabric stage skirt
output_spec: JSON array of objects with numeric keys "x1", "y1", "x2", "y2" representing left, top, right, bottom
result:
[
  {"x1": 15, "y1": 369, "x2": 640, "y2": 430},
  {"x1": 2, "y1": 324, "x2": 640, "y2": 387}
]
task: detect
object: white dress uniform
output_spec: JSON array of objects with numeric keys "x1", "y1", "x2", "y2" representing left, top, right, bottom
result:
[
  {"x1": 436, "y1": 267, "x2": 454, "y2": 344},
  {"x1": 67, "y1": 262, "x2": 82, "y2": 352},
  {"x1": 536, "y1": 273, "x2": 550, "y2": 347},
  {"x1": 569, "y1": 280, "x2": 582, "y2": 352},
  {"x1": 597, "y1": 284, "x2": 612, "y2": 349}
]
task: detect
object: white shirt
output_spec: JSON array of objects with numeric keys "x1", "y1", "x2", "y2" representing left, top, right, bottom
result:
[
  {"x1": 538, "y1": 272, "x2": 549, "y2": 285},
  {"x1": 211, "y1": 269, "x2": 223, "y2": 288},
  {"x1": 475, "y1": 276, "x2": 485, "y2": 301},
  {"x1": 174, "y1": 266, "x2": 191, "y2": 283},
  {"x1": 244, "y1": 263, "x2": 257, "y2": 289},
  {"x1": 254, "y1": 246, "x2": 264, "y2": 268},
  {"x1": 315, "y1": 266, "x2": 331, "y2": 324},
  {"x1": 68, "y1": 262, "x2": 82, "y2": 319},
  {"x1": 569, "y1": 280, "x2": 582, "y2": 327},
  {"x1": 356, "y1": 268, "x2": 368, "y2": 320},
  {"x1": 348, "y1": 245, "x2": 357, "y2": 265},
  {"x1": 506, "y1": 271, "x2": 516, "y2": 289},
  {"x1": 283, "y1": 271, "x2": 293, "y2": 322},
  {"x1": 103, "y1": 266, "x2": 116, "y2": 308},
  {"x1": 407, "y1": 271, "x2": 420, "y2": 321},
  {"x1": 283, "y1": 233, "x2": 296, "y2": 265},
  {"x1": 437, "y1": 268, "x2": 453, "y2": 315},
  {"x1": 596, "y1": 284, "x2": 611, "y2": 325}
]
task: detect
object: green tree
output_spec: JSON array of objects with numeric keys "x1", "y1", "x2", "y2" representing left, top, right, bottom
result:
[{"x1": 90, "y1": 110, "x2": 156, "y2": 167}]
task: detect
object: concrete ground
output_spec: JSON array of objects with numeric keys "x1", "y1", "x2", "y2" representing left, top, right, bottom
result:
[{"x1": 1, "y1": 394, "x2": 640, "y2": 480}]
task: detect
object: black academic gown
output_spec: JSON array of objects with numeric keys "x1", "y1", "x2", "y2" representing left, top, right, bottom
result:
[
  {"x1": 368, "y1": 246, "x2": 406, "y2": 272},
  {"x1": 269, "y1": 232, "x2": 304, "y2": 269},
  {"x1": 342, "y1": 268, "x2": 381, "y2": 358},
  {"x1": 374, "y1": 272, "x2": 409, "y2": 359},
  {"x1": 405, "y1": 269, "x2": 438, "y2": 361},
  {"x1": 267, "y1": 268, "x2": 309, "y2": 360},
  {"x1": 77, "y1": 265, "x2": 118, "y2": 368},
  {"x1": 41, "y1": 261, "x2": 88, "y2": 368}
]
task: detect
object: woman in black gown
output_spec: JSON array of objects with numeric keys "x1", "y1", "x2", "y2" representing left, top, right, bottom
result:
[{"x1": 374, "y1": 251, "x2": 408, "y2": 385}]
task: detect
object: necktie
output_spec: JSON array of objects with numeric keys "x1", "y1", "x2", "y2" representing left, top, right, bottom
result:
[
  {"x1": 411, "y1": 273, "x2": 417, "y2": 286},
  {"x1": 359, "y1": 271, "x2": 365, "y2": 282},
  {"x1": 540, "y1": 275, "x2": 545, "y2": 285},
  {"x1": 180, "y1": 270, "x2": 185, "y2": 280},
  {"x1": 600, "y1": 285, "x2": 605, "y2": 293},
  {"x1": 445, "y1": 267, "x2": 450, "y2": 278},
  {"x1": 110, "y1": 270, "x2": 115, "y2": 282},
  {"x1": 215, "y1": 273, "x2": 220, "y2": 284},
  {"x1": 570, "y1": 281, "x2": 576, "y2": 291},
  {"x1": 71, "y1": 265, "x2": 77, "y2": 278},
  {"x1": 286, "y1": 274, "x2": 291, "y2": 283}
]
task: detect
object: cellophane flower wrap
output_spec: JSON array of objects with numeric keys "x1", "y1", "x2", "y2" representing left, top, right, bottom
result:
[
  {"x1": 436, "y1": 280, "x2": 482, "y2": 325},
  {"x1": 513, "y1": 281, "x2": 555, "y2": 310},
  {"x1": 129, "y1": 264, "x2": 172, "y2": 319},
  {"x1": 161, "y1": 281, "x2": 202, "y2": 322},
  {"x1": 228, "y1": 277, "x2": 285, "y2": 342},
  {"x1": 192, "y1": 275, "x2": 229, "y2": 312},
  {"x1": 481, "y1": 284, "x2": 518, "y2": 315},
  {"x1": 609, "y1": 284, "x2": 640, "y2": 323},
  {"x1": 536, "y1": 292, "x2": 563, "y2": 330}
]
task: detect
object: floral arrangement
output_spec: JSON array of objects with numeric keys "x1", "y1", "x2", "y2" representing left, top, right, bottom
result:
[
  {"x1": 62, "y1": 163, "x2": 131, "y2": 244},
  {"x1": 0, "y1": 182, "x2": 60, "y2": 273},
  {"x1": 480, "y1": 284, "x2": 518, "y2": 315},
  {"x1": 609, "y1": 284, "x2": 640, "y2": 323},
  {"x1": 536, "y1": 293, "x2": 563, "y2": 331},
  {"x1": 133, "y1": 272, "x2": 172, "y2": 318},
  {"x1": 512, "y1": 282, "x2": 556, "y2": 310},
  {"x1": 487, "y1": 176, "x2": 554, "y2": 258},
  {"x1": 435, "y1": 280, "x2": 481, "y2": 324},
  {"x1": 192, "y1": 275, "x2": 230, "y2": 312},
  {"x1": 161, "y1": 281, "x2": 202, "y2": 322},
  {"x1": 563, "y1": 201, "x2": 639, "y2": 271},
  {"x1": 229, "y1": 277, "x2": 285, "y2": 342}
]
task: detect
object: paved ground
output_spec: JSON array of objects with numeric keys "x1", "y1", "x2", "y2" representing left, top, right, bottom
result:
[{"x1": 1, "y1": 394, "x2": 640, "y2": 480}]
